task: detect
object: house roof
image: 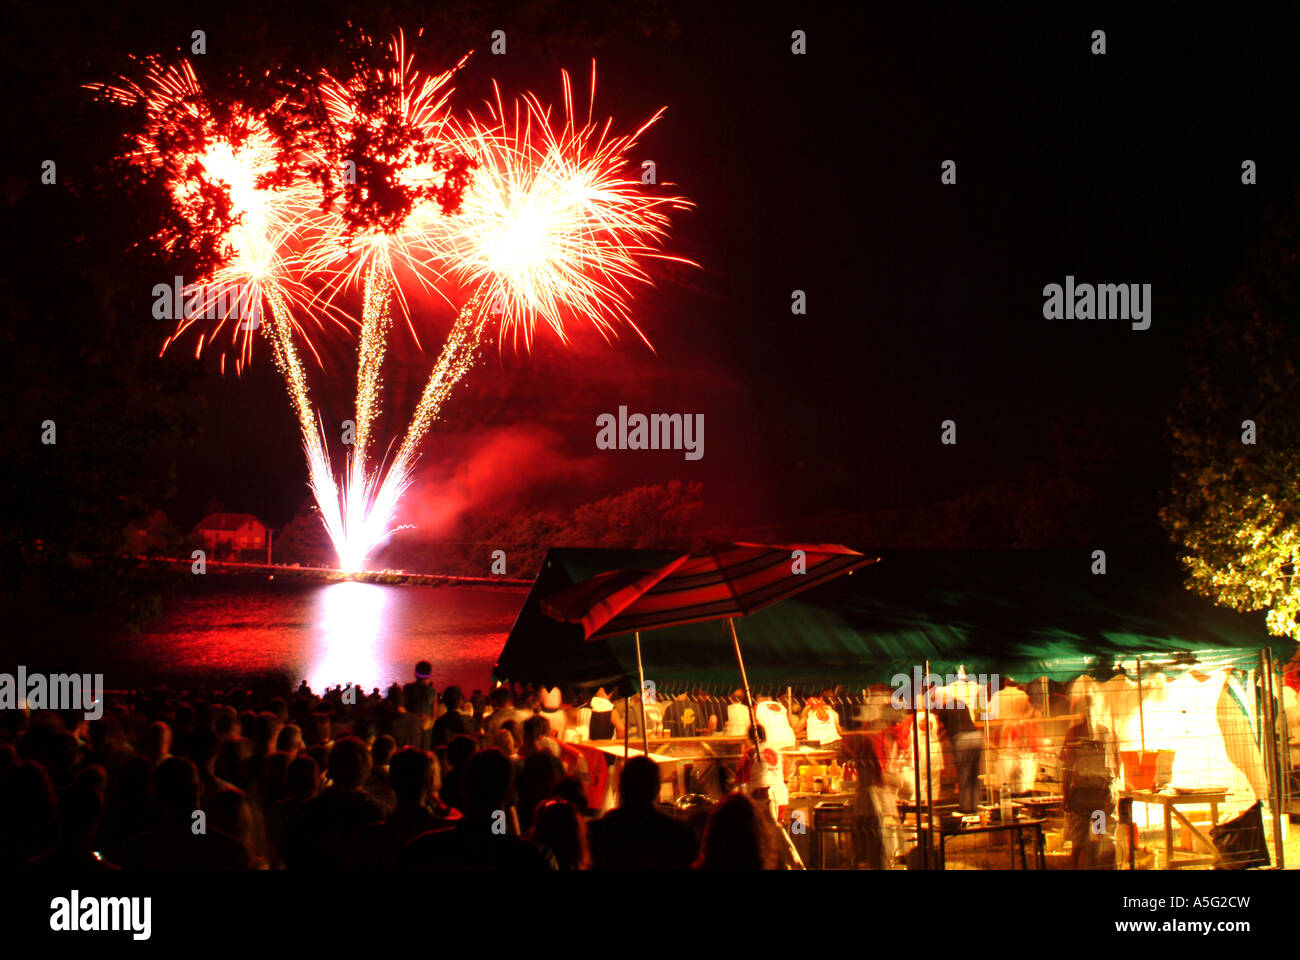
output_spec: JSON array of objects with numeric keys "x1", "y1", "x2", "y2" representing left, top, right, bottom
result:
[{"x1": 193, "y1": 513, "x2": 265, "y2": 532}]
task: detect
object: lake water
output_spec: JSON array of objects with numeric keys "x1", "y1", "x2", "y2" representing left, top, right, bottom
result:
[{"x1": 106, "y1": 579, "x2": 527, "y2": 694}]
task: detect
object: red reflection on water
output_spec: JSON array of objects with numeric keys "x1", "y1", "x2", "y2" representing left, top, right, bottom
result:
[
  {"x1": 308, "y1": 581, "x2": 388, "y2": 693},
  {"x1": 126, "y1": 582, "x2": 523, "y2": 692}
]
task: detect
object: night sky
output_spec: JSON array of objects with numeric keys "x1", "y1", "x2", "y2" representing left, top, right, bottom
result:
[{"x1": 9, "y1": 2, "x2": 1300, "y2": 551}]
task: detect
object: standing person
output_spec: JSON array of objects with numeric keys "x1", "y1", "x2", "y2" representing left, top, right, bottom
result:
[
  {"x1": 1061, "y1": 695, "x2": 1120, "y2": 869},
  {"x1": 723, "y1": 690, "x2": 751, "y2": 737},
  {"x1": 612, "y1": 692, "x2": 644, "y2": 742},
  {"x1": 398, "y1": 748, "x2": 555, "y2": 870},
  {"x1": 897, "y1": 710, "x2": 943, "y2": 809},
  {"x1": 402, "y1": 662, "x2": 435, "y2": 750},
  {"x1": 485, "y1": 687, "x2": 529, "y2": 740},
  {"x1": 121, "y1": 758, "x2": 249, "y2": 870},
  {"x1": 431, "y1": 686, "x2": 475, "y2": 748},
  {"x1": 350, "y1": 747, "x2": 457, "y2": 868},
  {"x1": 936, "y1": 694, "x2": 983, "y2": 813},
  {"x1": 735, "y1": 724, "x2": 789, "y2": 820},
  {"x1": 530, "y1": 798, "x2": 589, "y2": 869},
  {"x1": 279, "y1": 737, "x2": 386, "y2": 870},
  {"x1": 693, "y1": 793, "x2": 777, "y2": 869},
  {"x1": 439, "y1": 735, "x2": 478, "y2": 811},
  {"x1": 587, "y1": 757, "x2": 697, "y2": 869}
]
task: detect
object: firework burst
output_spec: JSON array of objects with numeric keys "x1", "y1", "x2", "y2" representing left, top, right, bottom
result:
[
  {"x1": 387, "y1": 63, "x2": 694, "y2": 474},
  {"x1": 98, "y1": 44, "x2": 691, "y2": 574},
  {"x1": 444, "y1": 64, "x2": 693, "y2": 350}
]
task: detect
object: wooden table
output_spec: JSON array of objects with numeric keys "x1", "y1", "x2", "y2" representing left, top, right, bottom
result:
[
  {"x1": 1120, "y1": 789, "x2": 1228, "y2": 869},
  {"x1": 922, "y1": 817, "x2": 1047, "y2": 870}
]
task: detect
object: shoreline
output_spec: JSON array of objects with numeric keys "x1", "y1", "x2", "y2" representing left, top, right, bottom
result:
[{"x1": 128, "y1": 555, "x2": 532, "y2": 591}]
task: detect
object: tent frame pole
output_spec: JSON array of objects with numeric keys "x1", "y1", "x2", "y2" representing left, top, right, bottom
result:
[
  {"x1": 923, "y1": 659, "x2": 936, "y2": 867},
  {"x1": 912, "y1": 683, "x2": 927, "y2": 870},
  {"x1": 983, "y1": 698, "x2": 991, "y2": 809},
  {"x1": 1135, "y1": 657, "x2": 1146, "y2": 752},
  {"x1": 635, "y1": 630, "x2": 650, "y2": 755},
  {"x1": 1262, "y1": 649, "x2": 1285, "y2": 869}
]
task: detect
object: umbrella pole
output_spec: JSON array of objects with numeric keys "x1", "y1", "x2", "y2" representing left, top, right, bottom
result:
[
  {"x1": 635, "y1": 631, "x2": 650, "y2": 755},
  {"x1": 727, "y1": 618, "x2": 761, "y2": 763},
  {"x1": 623, "y1": 680, "x2": 630, "y2": 759}
]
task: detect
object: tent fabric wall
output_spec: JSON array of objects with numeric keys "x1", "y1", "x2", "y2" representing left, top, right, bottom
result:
[{"x1": 1071, "y1": 663, "x2": 1270, "y2": 815}]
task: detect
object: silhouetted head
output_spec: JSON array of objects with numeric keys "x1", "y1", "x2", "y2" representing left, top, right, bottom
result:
[
  {"x1": 275, "y1": 723, "x2": 303, "y2": 755},
  {"x1": 372, "y1": 734, "x2": 397, "y2": 767},
  {"x1": 446, "y1": 735, "x2": 476, "y2": 771},
  {"x1": 327, "y1": 737, "x2": 371, "y2": 791},
  {"x1": 618, "y1": 756, "x2": 660, "y2": 808},
  {"x1": 307, "y1": 713, "x2": 331, "y2": 746},
  {"x1": 531, "y1": 798, "x2": 587, "y2": 869},
  {"x1": 142, "y1": 721, "x2": 172, "y2": 763},
  {"x1": 187, "y1": 726, "x2": 220, "y2": 771},
  {"x1": 696, "y1": 792, "x2": 774, "y2": 869},
  {"x1": 153, "y1": 756, "x2": 201, "y2": 817},
  {"x1": 461, "y1": 747, "x2": 512, "y2": 816},
  {"x1": 522, "y1": 715, "x2": 549, "y2": 750},
  {"x1": 553, "y1": 776, "x2": 591, "y2": 815},
  {"x1": 442, "y1": 686, "x2": 464, "y2": 710},
  {"x1": 253, "y1": 711, "x2": 281, "y2": 754},
  {"x1": 389, "y1": 747, "x2": 436, "y2": 807},
  {"x1": 286, "y1": 754, "x2": 319, "y2": 801}
]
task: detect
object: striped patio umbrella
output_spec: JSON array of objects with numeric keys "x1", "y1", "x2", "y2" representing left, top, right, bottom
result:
[{"x1": 541, "y1": 542, "x2": 877, "y2": 752}]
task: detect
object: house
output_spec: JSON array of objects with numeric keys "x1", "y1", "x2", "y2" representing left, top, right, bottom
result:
[{"x1": 192, "y1": 513, "x2": 267, "y2": 559}]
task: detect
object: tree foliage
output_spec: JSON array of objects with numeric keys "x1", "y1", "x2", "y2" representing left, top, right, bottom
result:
[{"x1": 1162, "y1": 211, "x2": 1300, "y2": 638}]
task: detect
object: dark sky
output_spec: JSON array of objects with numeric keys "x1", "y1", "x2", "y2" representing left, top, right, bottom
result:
[{"x1": 15, "y1": 2, "x2": 1300, "y2": 544}]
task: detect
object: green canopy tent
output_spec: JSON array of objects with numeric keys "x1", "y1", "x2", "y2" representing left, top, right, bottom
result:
[{"x1": 495, "y1": 547, "x2": 1295, "y2": 690}]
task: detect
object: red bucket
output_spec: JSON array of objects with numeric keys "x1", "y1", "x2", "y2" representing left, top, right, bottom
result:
[{"x1": 1120, "y1": 750, "x2": 1158, "y2": 790}]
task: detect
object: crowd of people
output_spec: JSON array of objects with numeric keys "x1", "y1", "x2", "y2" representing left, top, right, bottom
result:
[{"x1": 0, "y1": 662, "x2": 784, "y2": 870}]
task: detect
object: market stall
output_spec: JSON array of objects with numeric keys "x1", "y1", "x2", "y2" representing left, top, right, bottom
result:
[{"x1": 495, "y1": 547, "x2": 1297, "y2": 869}]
